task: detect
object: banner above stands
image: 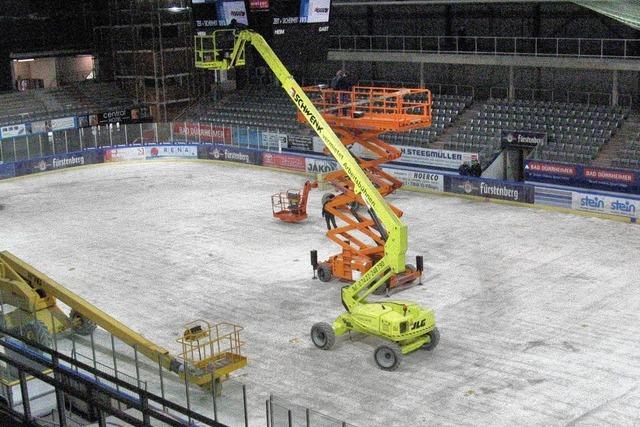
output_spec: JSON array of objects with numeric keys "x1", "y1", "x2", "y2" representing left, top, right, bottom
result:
[
  {"x1": 524, "y1": 159, "x2": 640, "y2": 194},
  {"x1": 172, "y1": 122, "x2": 233, "y2": 144}
]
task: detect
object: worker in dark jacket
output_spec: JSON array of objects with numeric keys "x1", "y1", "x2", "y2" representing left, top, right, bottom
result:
[
  {"x1": 322, "y1": 194, "x2": 338, "y2": 230},
  {"x1": 458, "y1": 161, "x2": 471, "y2": 176},
  {"x1": 470, "y1": 159, "x2": 482, "y2": 177}
]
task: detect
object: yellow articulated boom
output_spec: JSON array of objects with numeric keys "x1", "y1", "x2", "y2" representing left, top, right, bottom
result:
[
  {"x1": 0, "y1": 251, "x2": 246, "y2": 389},
  {"x1": 195, "y1": 29, "x2": 439, "y2": 370}
]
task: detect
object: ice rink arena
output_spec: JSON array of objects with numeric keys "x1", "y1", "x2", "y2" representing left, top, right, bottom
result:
[
  {"x1": 1, "y1": 161, "x2": 639, "y2": 426},
  {"x1": 2, "y1": 0, "x2": 640, "y2": 426}
]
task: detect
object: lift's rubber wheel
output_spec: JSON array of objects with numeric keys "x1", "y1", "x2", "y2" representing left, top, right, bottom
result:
[
  {"x1": 21, "y1": 320, "x2": 53, "y2": 348},
  {"x1": 374, "y1": 343, "x2": 402, "y2": 371},
  {"x1": 310, "y1": 322, "x2": 335, "y2": 350},
  {"x1": 69, "y1": 309, "x2": 97, "y2": 336},
  {"x1": 317, "y1": 263, "x2": 333, "y2": 283},
  {"x1": 422, "y1": 327, "x2": 440, "y2": 351}
]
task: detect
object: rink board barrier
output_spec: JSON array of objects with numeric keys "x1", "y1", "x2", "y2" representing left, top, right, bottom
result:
[
  {"x1": 1, "y1": 142, "x2": 638, "y2": 222},
  {"x1": 13, "y1": 149, "x2": 103, "y2": 177},
  {"x1": 525, "y1": 159, "x2": 640, "y2": 195}
]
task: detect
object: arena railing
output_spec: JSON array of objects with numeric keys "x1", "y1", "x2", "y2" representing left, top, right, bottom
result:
[
  {"x1": 488, "y1": 86, "x2": 633, "y2": 107},
  {"x1": 299, "y1": 78, "x2": 475, "y2": 97},
  {"x1": 0, "y1": 122, "x2": 310, "y2": 164},
  {"x1": 329, "y1": 35, "x2": 640, "y2": 59}
]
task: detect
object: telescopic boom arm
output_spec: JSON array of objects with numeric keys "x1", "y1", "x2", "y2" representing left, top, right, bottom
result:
[{"x1": 195, "y1": 30, "x2": 409, "y2": 309}]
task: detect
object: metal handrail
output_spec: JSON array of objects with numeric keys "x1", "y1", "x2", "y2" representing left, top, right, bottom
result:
[
  {"x1": 489, "y1": 86, "x2": 633, "y2": 107},
  {"x1": 330, "y1": 35, "x2": 640, "y2": 59}
]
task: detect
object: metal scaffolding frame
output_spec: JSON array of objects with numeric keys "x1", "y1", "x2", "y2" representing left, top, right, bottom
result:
[{"x1": 93, "y1": 0, "x2": 203, "y2": 122}]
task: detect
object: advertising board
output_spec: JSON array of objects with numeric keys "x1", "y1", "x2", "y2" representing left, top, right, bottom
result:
[
  {"x1": 383, "y1": 168, "x2": 444, "y2": 192},
  {"x1": 571, "y1": 191, "x2": 639, "y2": 218},
  {"x1": 524, "y1": 160, "x2": 640, "y2": 194},
  {"x1": 14, "y1": 150, "x2": 102, "y2": 176},
  {"x1": 262, "y1": 152, "x2": 306, "y2": 171},
  {"x1": 395, "y1": 145, "x2": 478, "y2": 170},
  {"x1": 305, "y1": 157, "x2": 338, "y2": 173},
  {"x1": 447, "y1": 176, "x2": 534, "y2": 203},
  {"x1": 201, "y1": 144, "x2": 262, "y2": 165},
  {"x1": 172, "y1": 122, "x2": 232, "y2": 144}
]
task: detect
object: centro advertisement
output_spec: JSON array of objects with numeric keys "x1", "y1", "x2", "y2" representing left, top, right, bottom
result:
[
  {"x1": 14, "y1": 150, "x2": 102, "y2": 177},
  {"x1": 198, "y1": 144, "x2": 261, "y2": 165},
  {"x1": 447, "y1": 176, "x2": 534, "y2": 203},
  {"x1": 525, "y1": 160, "x2": 640, "y2": 194},
  {"x1": 571, "y1": 191, "x2": 639, "y2": 218},
  {"x1": 395, "y1": 145, "x2": 478, "y2": 170},
  {"x1": 383, "y1": 167, "x2": 444, "y2": 192}
]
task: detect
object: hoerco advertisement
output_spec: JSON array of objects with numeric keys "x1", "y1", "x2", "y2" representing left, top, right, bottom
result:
[{"x1": 383, "y1": 168, "x2": 444, "y2": 192}]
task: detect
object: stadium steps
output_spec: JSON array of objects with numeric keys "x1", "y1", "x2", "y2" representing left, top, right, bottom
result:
[
  {"x1": 32, "y1": 88, "x2": 63, "y2": 114},
  {"x1": 430, "y1": 101, "x2": 485, "y2": 149},
  {"x1": 592, "y1": 110, "x2": 640, "y2": 167}
]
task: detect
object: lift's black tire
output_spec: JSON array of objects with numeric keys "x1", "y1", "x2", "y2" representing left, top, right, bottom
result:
[
  {"x1": 20, "y1": 320, "x2": 53, "y2": 348},
  {"x1": 422, "y1": 327, "x2": 440, "y2": 351},
  {"x1": 310, "y1": 322, "x2": 335, "y2": 350},
  {"x1": 317, "y1": 263, "x2": 332, "y2": 283},
  {"x1": 69, "y1": 309, "x2": 97, "y2": 336},
  {"x1": 374, "y1": 343, "x2": 402, "y2": 371}
]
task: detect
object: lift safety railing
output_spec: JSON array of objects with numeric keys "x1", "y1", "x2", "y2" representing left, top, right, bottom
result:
[
  {"x1": 329, "y1": 35, "x2": 640, "y2": 59},
  {"x1": 0, "y1": 326, "x2": 225, "y2": 427}
]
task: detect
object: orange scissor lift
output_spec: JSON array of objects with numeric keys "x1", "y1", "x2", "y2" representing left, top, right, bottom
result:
[{"x1": 300, "y1": 85, "x2": 433, "y2": 293}]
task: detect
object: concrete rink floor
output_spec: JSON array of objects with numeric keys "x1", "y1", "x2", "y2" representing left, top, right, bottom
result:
[{"x1": 1, "y1": 160, "x2": 640, "y2": 426}]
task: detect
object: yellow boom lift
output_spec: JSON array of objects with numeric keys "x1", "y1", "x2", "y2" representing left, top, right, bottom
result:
[
  {"x1": 195, "y1": 30, "x2": 439, "y2": 370},
  {"x1": 0, "y1": 251, "x2": 246, "y2": 390}
]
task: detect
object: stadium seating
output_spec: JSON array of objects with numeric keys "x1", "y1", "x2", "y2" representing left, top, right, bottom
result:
[
  {"x1": 0, "y1": 82, "x2": 136, "y2": 127},
  {"x1": 379, "y1": 94, "x2": 472, "y2": 146},
  {"x1": 191, "y1": 87, "x2": 473, "y2": 143},
  {"x1": 190, "y1": 86, "x2": 303, "y2": 132},
  {"x1": 611, "y1": 137, "x2": 640, "y2": 169},
  {"x1": 445, "y1": 98, "x2": 629, "y2": 165}
]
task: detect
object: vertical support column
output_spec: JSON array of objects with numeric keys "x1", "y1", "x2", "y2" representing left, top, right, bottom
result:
[
  {"x1": 508, "y1": 66, "x2": 515, "y2": 101},
  {"x1": 612, "y1": 69, "x2": 619, "y2": 107},
  {"x1": 419, "y1": 63, "x2": 425, "y2": 89}
]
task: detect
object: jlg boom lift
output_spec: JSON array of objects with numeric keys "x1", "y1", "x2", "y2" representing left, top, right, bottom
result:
[{"x1": 195, "y1": 30, "x2": 439, "y2": 370}]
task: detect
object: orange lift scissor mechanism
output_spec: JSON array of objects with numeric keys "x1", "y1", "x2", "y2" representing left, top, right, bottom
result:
[{"x1": 300, "y1": 85, "x2": 433, "y2": 294}]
